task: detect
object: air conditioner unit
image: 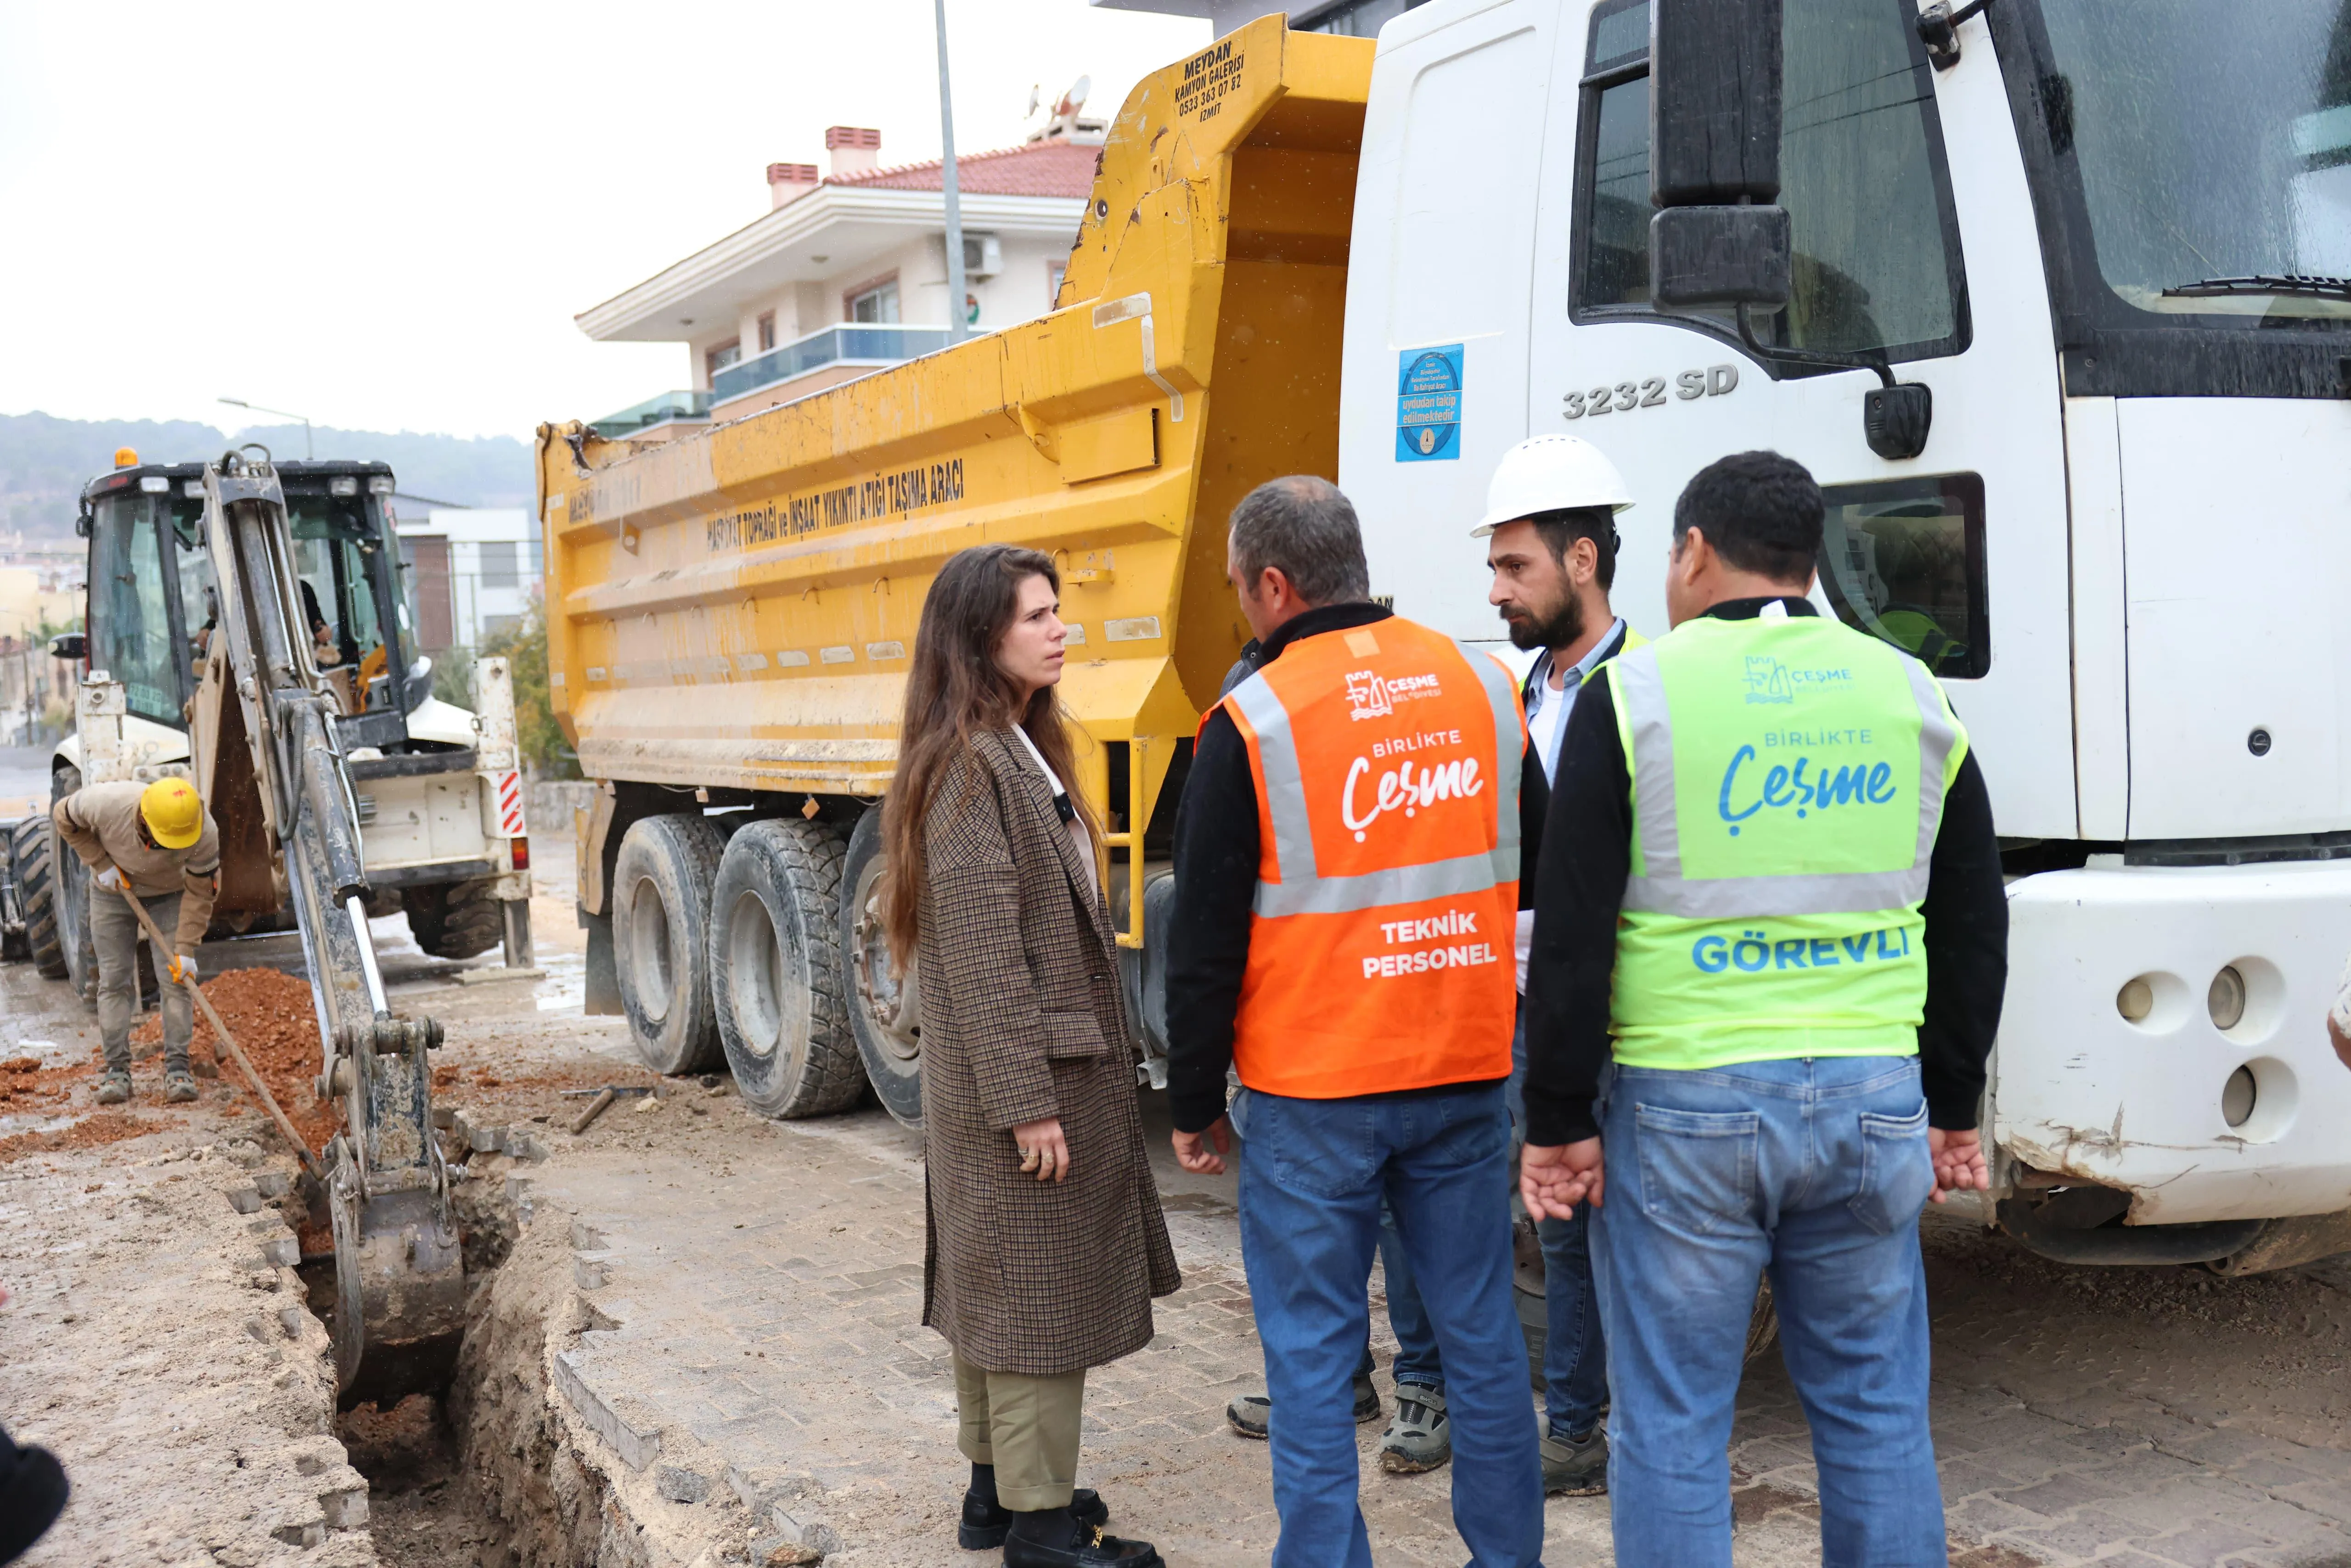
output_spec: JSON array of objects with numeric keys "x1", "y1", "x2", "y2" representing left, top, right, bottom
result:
[{"x1": 961, "y1": 232, "x2": 1002, "y2": 281}]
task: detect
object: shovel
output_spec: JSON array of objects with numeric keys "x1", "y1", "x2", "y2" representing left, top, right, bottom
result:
[{"x1": 112, "y1": 884, "x2": 326, "y2": 1185}]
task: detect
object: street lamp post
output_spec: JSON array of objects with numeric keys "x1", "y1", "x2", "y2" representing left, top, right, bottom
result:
[
  {"x1": 934, "y1": 0, "x2": 969, "y2": 346},
  {"x1": 218, "y1": 397, "x2": 313, "y2": 461}
]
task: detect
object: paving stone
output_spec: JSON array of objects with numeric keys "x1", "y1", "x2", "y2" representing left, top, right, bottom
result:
[{"x1": 2135, "y1": 1517, "x2": 2279, "y2": 1568}]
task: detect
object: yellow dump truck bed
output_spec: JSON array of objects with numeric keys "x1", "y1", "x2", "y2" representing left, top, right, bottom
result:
[{"x1": 539, "y1": 18, "x2": 1372, "y2": 943}]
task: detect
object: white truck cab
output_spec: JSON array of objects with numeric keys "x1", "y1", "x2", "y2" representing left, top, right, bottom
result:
[{"x1": 1338, "y1": 0, "x2": 2351, "y2": 1266}]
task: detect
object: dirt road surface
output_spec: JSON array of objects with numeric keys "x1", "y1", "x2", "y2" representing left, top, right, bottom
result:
[{"x1": 0, "y1": 808, "x2": 2345, "y2": 1566}]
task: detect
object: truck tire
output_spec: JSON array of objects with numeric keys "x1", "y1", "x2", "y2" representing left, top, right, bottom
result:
[
  {"x1": 838, "y1": 806, "x2": 923, "y2": 1128},
  {"x1": 11, "y1": 815, "x2": 64, "y2": 974},
  {"x1": 709, "y1": 818, "x2": 862, "y2": 1118},
  {"x1": 612, "y1": 814, "x2": 727, "y2": 1076},
  {"x1": 405, "y1": 878, "x2": 505, "y2": 960},
  {"x1": 48, "y1": 766, "x2": 97, "y2": 1007}
]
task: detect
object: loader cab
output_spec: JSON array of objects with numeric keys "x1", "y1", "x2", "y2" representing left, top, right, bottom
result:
[{"x1": 80, "y1": 459, "x2": 422, "y2": 740}]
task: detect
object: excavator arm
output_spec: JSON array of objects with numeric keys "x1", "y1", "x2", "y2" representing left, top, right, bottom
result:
[{"x1": 199, "y1": 451, "x2": 462, "y2": 1402}]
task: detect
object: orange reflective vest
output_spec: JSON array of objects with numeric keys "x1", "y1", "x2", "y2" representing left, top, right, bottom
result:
[{"x1": 1218, "y1": 616, "x2": 1525, "y2": 1099}]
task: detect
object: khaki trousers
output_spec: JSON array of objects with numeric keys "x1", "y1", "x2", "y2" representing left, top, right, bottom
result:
[
  {"x1": 951, "y1": 1352, "x2": 1086, "y2": 1512},
  {"x1": 89, "y1": 889, "x2": 189, "y2": 1076}
]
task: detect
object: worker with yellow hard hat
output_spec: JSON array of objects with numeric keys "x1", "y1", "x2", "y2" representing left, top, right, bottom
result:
[{"x1": 51, "y1": 776, "x2": 221, "y2": 1105}]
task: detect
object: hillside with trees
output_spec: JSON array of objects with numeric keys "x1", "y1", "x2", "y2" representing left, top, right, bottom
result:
[{"x1": 0, "y1": 410, "x2": 533, "y2": 541}]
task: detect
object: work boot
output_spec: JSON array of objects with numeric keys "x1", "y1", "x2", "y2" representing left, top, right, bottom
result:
[
  {"x1": 94, "y1": 1073, "x2": 132, "y2": 1106},
  {"x1": 1001, "y1": 1507, "x2": 1161, "y2": 1567},
  {"x1": 1541, "y1": 1425, "x2": 1609, "y2": 1496},
  {"x1": 1225, "y1": 1371, "x2": 1381, "y2": 1440},
  {"x1": 960, "y1": 1486, "x2": 1108, "y2": 1551},
  {"x1": 1377, "y1": 1384, "x2": 1450, "y2": 1473},
  {"x1": 163, "y1": 1070, "x2": 198, "y2": 1104}
]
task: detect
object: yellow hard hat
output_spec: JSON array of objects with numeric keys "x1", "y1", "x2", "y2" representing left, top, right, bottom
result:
[{"x1": 139, "y1": 777, "x2": 204, "y2": 849}]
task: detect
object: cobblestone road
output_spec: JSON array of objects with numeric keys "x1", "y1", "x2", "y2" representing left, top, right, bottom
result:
[{"x1": 494, "y1": 1066, "x2": 2351, "y2": 1568}]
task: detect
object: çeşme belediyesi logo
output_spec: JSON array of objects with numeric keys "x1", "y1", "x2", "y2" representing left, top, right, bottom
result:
[
  {"x1": 1743, "y1": 657, "x2": 1855, "y2": 705},
  {"x1": 1692, "y1": 924, "x2": 1914, "y2": 973}
]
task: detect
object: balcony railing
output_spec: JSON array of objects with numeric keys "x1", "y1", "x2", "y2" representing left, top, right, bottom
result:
[
  {"x1": 590, "y1": 389, "x2": 713, "y2": 439},
  {"x1": 710, "y1": 322, "x2": 953, "y2": 405}
]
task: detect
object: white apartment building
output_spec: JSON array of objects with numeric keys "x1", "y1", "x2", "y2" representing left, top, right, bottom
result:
[
  {"x1": 578, "y1": 114, "x2": 1102, "y2": 442},
  {"x1": 1091, "y1": 0, "x2": 1426, "y2": 37},
  {"x1": 394, "y1": 508, "x2": 542, "y2": 654}
]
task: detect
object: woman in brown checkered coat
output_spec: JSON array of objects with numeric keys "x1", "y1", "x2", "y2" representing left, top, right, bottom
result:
[{"x1": 883, "y1": 544, "x2": 1180, "y2": 1568}]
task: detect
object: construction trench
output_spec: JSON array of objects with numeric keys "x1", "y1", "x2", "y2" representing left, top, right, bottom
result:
[{"x1": 2, "y1": 795, "x2": 2350, "y2": 1567}]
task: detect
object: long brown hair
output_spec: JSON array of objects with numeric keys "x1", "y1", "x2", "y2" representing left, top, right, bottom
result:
[{"x1": 881, "y1": 544, "x2": 1099, "y2": 958}]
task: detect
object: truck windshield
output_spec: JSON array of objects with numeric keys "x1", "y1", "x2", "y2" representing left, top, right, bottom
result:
[{"x1": 2036, "y1": 0, "x2": 2351, "y2": 322}]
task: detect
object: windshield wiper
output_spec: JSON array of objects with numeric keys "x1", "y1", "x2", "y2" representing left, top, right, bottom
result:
[{"x1": 2163, "y1": 275, "x2": 2351, "y2": 302}]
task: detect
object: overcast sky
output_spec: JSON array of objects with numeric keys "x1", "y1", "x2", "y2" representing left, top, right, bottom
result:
[{"x1": 0, "y1": 1, "x2": 1207, "y2": 442}]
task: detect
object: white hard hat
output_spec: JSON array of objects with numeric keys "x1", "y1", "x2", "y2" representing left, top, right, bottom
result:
[{"x1": 1472, "y1": 435, "x2": 1635, "y2": 537}]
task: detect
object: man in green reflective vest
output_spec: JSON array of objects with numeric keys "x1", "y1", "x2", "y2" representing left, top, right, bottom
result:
[{"x1": 1519, "y1": 451, "x2": 2009, "y2": 1568}]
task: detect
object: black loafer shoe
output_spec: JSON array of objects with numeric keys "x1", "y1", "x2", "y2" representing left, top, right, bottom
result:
[
  {"x1": 1002, "y1": 1523, "x2": 1163, "y2": 1568},
  {"x1": 960, "y1": 1488, "x2": 1108, "y2": 1551}
]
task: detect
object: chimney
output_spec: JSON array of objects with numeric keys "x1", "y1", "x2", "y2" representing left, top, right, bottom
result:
[
  {"x1": 766, "y1": 162, "x2": 819, "y2": 209},
  {"x1": 826, "y1": 125, "x2": 881, "y2": 179}
]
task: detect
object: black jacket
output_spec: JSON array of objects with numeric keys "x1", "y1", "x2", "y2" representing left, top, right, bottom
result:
[
  {"x1": 1164, "y1": 604, "x2": 1538, "y2": 1134},
  {"x1": 1518, "y1": 597, "x2": 2010, "y2": 1146}
]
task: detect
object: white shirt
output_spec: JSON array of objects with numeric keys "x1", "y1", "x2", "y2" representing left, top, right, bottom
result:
[{"x1": 1008, "y1": 725, "x2": 1097, "y2": 882}]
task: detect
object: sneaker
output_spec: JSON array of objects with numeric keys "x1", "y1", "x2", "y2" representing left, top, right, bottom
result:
[
  {"x1": 163, "y1": 1071, "x2": 198, "y2": 1104},
  {"x1": 1225, "y1": 1374, "x2": 1382, "y2": 1440},
  {"x1": 1377, "y1": 1384, "x2": 1450, "y2": 1474},
  {"x1": 960, "y1": 1488, "x2": 1107, "y2": 1551},
  {"x1": 1541, "y1": 1426, "x2": 1609, "y2": 1496},
  {"x1": 93, "y1": 1073, "x2": 131, "y2": 1106}
]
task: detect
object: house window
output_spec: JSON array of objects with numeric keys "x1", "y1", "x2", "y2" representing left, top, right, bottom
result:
[
  {"x1": 478, "y1": 540, "x2": 521, "y2": 590},
  {"x1": 1047, "y1": 260, "x2": 1068, "y2": 309},
  {"x1": 757, "y1": 312, "x2": 776, "y2": 353},
  {"x1": 847, "y1": 279, "x2": 900, "y2": 323},
  {"x1": 705, "y1": 338, "x2": 742, "y2": 381}
]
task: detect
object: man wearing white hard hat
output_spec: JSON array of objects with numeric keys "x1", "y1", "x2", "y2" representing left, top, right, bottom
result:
[{"x1": 1474, "y1": 434, "x2": 1643, "y2": 1497}]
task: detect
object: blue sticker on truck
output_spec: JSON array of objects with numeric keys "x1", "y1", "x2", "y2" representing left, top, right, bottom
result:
[{"x1": 1395, "y1": 345, "x2": 1463, "y2": 462}]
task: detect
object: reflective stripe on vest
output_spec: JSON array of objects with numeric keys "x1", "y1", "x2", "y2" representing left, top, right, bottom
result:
[
  {"x1": 1612, "y1": 631, "x2": 1961, "y2": 918},
  {"x1": 1220, "y1": 616, "x2": 1523, "y2": 1100},
  {"x1": 1224, "y1": 633, "x2": 1522, "y2": 920}
]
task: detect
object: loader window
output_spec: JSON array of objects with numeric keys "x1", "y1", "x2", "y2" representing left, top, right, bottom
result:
[
  {"x1": 1571, "y1": 0, "x2": 1970, "y2": 364},
  {"x1": 89, "y1": 495, "x2": 184, "y2": 725},
  {"x1": 169, "y1": 503, "x2": 215, "y2": 675},
  {"x1": 288, "y1": 496, "x2": 394, "y2": 707},
  {"x1": 1816, "y1": 473, "x2": 1987, "y2": 680}
]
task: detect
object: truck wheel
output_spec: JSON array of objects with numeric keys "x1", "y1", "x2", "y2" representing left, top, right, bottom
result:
[
  {"x1": 405, "y1": 878, "x2": 504, "y2": 960},
  {"x1": 709, "y1": 818, "x2": 862, "y2": 1118},
  {"x1": 612, "y1": 814, "x2": 726, "y2": 1075},
  {"x1": 49, "y1": 767, "x2": 97, "y2": 1008},
  {"x1": 838, "y1": 806, "x2": 923, "y2": 1128},
  {"x1": 10, "y1": 815, "x2": 66, "y2": 976}
]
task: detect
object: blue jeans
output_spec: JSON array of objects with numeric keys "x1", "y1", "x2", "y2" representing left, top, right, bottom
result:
[
  {"x1": 1362, "y1": 1208, "x2": 1444, "y2": 1389},
  {"x1": 1593, "y1": 1056, "x2": 1945, "y2": 1568},
  {"x1": 1505, "y1": 1008, "x2": 1609, "y2": 1439},
  {"x1": 1235, "y1": 1083, "x2": 1543, "y2": 1568}
]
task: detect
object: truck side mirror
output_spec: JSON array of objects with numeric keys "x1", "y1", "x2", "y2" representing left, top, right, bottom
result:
[
  {"x1": 1648, "y1": 0, "x2": 1791, "y2": 308},
  {"x1": 48, "y1": 632, "x2": 86, "y2": 662}
]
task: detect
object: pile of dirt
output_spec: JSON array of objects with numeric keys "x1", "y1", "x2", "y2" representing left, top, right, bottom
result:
[
  {"x1": 0, "y1": 1111, "x2": 163, "y2": 1163},
  {"x1": 133, "y1": 966, "x2": 345, "y2": 1154},
  {"x1": 0, "y1": 1055, "x2": 92, "y2": 1110}
]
